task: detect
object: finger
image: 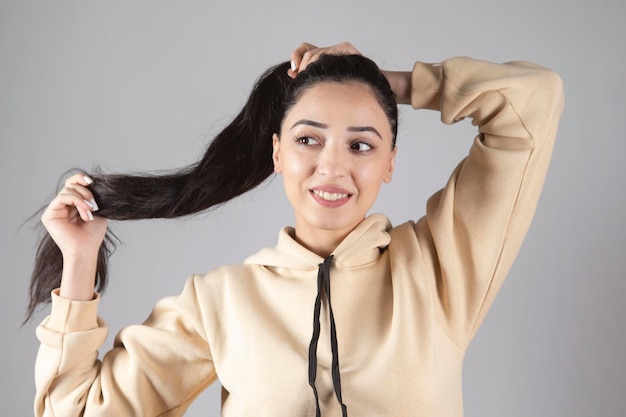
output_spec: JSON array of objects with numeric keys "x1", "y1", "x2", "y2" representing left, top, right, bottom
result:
[
  {"x1": 43, "y1": 201, "x2": 92, "y2": 224},
  {"x1": 288, "y1": 42, "x2": 317, "y2": 77},
  {"x1": 64, "y1": 173, "x2": 94, "y2": 189},
  {"x1": 329, "y1": 41, "x2": 360, "y2": 55},
  {"x1": 298, "y1": 49, "x2": 320, "y2": 73},
  {"x1": 55, "y1": 192, "x2": 94, "y2": 222},
  {"x1": 65, "y1": 184, "x2": 99, "y2": 211},
  {"x1": 290, "y1": 42, "x2": 317, "y2": 68},
  {"x1": 312, "y1": 42, "x2": 360, "y2": 61},
  {"x1": 45, "y1": 189, "x2": 96, "y2": 223},
  {"x1": 64, "y1": 174, "x2": 99, "y2": 211}
]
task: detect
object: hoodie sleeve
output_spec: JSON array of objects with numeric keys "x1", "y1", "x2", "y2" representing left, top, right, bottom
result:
[
  {"x1": 409, "y1": 57, "x2": 564, "y2": 348},
  {"x1": 34, "y1": 275, "x2": 216, "y2": 417}
]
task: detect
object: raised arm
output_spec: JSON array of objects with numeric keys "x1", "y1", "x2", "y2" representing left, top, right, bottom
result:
[
  {"x1": 408, "y1": 57, "x2": 564, "y2": 348},
  {"x1": 35, "y1": 174, "x2": 216, "y2": 416}
]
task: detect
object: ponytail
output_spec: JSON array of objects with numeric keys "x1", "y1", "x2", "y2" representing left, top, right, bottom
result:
[
  {"x1": 25, "y1": 61, "x2": 292, "y2": 322},
  {"x1": 26, "y1": 53, "x2": 398, "y2": 322}
]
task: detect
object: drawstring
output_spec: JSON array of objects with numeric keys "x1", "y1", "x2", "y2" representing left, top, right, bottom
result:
[{"x1": 308, "y1": 255, "x2": 348, "y2": 416}]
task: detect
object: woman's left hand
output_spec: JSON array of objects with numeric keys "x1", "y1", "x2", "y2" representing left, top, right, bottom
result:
[{"x1": 288, "y1": 42, "x2": 361, "y2": 78}]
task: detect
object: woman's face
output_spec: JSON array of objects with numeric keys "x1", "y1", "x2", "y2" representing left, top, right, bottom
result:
[{"x1": 273, "y1": 81, "x2": 397, "y2": 250}]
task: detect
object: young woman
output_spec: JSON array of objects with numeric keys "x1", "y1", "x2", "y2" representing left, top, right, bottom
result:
[{"x1": 30, "y1": 42, "x2": 564, "y2": 416}]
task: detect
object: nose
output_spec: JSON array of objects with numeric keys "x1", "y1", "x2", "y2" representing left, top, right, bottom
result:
[{"x1": 316, "y1": 143, "x2": 348, "y2": 178}]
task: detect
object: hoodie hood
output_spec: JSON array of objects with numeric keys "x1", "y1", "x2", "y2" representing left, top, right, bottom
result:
[{"x1": 244, "y1": 213, "x2": 392, "y2": 271}]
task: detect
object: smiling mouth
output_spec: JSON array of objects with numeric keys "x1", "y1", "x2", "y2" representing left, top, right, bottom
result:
[{"x1": 311, "y1": 189, "x2": 351, "y2": 201}]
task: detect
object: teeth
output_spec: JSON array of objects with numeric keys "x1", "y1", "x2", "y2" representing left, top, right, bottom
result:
[{"x1": 312, "y1": 190, "x2": 349, "y2": 201}]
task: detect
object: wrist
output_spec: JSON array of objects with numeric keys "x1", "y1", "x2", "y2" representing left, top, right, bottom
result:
[
  {"x1": 382, "y1": 70, "x2": 412, "y2": 105},
  {"x1": 60, "y1": 253, "x2": 99, "y2": 301}
]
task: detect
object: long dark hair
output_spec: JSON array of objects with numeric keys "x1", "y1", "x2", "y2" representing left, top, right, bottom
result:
[{"x1": 26, "y1": 54, "x2": 398, "y2": 322}]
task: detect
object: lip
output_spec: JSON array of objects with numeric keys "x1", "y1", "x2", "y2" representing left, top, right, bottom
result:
[{"x1": 309, "y1": 185, "x2": 352, "y2": 208}]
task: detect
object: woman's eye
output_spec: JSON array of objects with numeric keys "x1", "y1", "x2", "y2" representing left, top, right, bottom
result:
[
  {"x1": 351, "y1": 141, "x2": 373, "y2": 152},
  {"x1": 296, "y1": 136, "x2": 318, "y2": 146}
]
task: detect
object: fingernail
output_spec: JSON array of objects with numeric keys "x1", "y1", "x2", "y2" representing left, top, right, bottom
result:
[
  {"x1": 84, "y1": 175, "x2": 94, "y2": 185},
  {"x1": 87, "y1": 210, "x2": 94, "y2": 221},
  {"x1": 90, "y1": 198, "x2": 99, "y2": 211},
  {"x1": 290, "y1": 60, "x2": 297, "y2": 72},
  {"x1": 83, "y1": 199, "x2": 93, "y2": 209}
]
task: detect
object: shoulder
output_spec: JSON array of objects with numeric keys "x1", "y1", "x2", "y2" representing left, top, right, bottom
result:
[
  {"x1": 389, "y1": 218, "x2": 422, "y2": 247},
  {"x1": 388, "y1": 219, "x2": 420, "y2": 250},
  {"x1": 180, "y1": 264, "x2": 263, "y2": 315},
  {"x1": 193, "y1": 263, "x2": 262, "y2": 290},
  {"x1": 387, "y1": 217, "x2": 438, "y2": 270}
]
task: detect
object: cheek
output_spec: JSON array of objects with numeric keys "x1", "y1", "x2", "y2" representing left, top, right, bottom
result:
[
  {"x1": 280, "y1": 154, "x2": 316, "y2": 209},
  {"x1": 280, "y1": 152, "x2": 314, "y2": 184},
  {"x1": 355, "y1": 162, "x2": 388, "y2": 190}
]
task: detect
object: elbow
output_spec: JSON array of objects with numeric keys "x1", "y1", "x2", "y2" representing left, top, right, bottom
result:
[
  {"x1": 536, "y1": 68, "x2": 565, "y2": 116},
  {"x1": 523, "y1": 68, "x2": 565, "y2": 141}
]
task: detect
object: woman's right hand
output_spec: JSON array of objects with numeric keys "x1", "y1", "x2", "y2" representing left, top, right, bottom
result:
[
  {"x1": 41, "y1": 173, "x2": 108, "y2": 300},
  {"x1": 41, "y1": 173, "x2": 108, "y2": 261}
]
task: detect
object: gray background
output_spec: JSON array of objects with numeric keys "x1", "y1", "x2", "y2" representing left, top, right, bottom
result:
[{"x1": 1, "y1": 0, "x2": 624, "y2": 416}]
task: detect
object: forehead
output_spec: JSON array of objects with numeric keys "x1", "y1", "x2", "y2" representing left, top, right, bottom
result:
[
  {"x1": 282, "y1": 81, "x2": 391, "y2": 131},
  {"x1": 292, "y1": 80, "x2": 379, "y2": 108}
]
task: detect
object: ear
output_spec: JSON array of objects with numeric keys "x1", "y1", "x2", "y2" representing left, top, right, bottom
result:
[
  {"x1": 272, "y1": 133, "x2": 282, "y2": 173},
  {"x1": 383, "y1": 145, "x2": 397, "y2": 183}
]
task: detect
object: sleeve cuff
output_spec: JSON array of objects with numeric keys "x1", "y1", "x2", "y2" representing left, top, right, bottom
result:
[{"x1": 45, "y1": 289, "x2": 101, "y2": 333}]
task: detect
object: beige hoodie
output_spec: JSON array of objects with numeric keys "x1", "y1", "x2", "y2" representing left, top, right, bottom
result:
[{"x1": 35, "y1": 57, "x2": 564, "y2": 417}]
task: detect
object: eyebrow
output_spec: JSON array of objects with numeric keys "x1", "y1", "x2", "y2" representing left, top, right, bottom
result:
[{"x1": 290, "y1": 119, "x2": 383, "y2": 140}]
